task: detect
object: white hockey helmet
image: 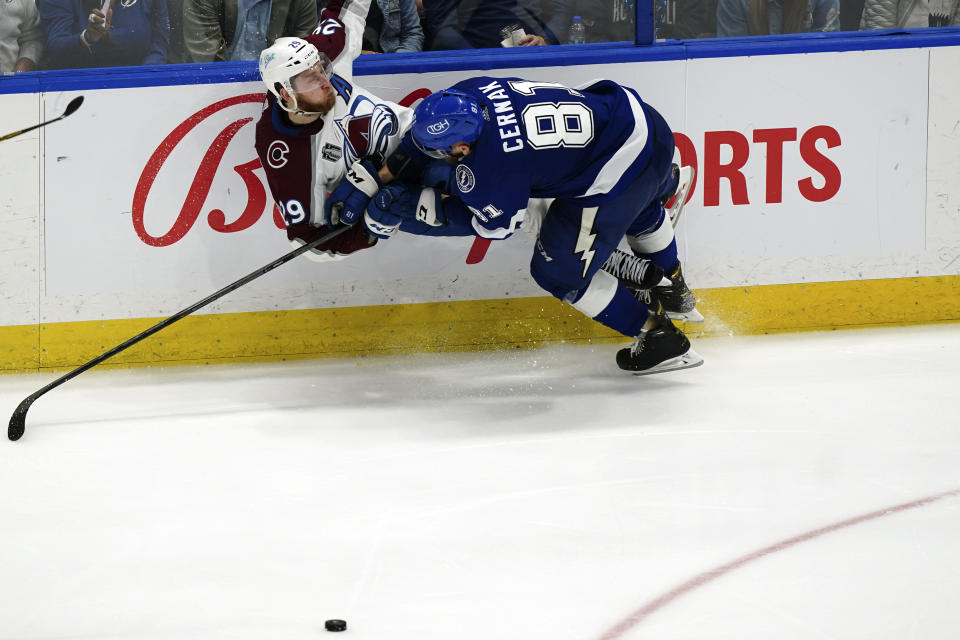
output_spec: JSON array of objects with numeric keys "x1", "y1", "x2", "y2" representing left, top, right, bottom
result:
[{"x1": 259, "y1": 37, "x2": 333, "y2": 114}]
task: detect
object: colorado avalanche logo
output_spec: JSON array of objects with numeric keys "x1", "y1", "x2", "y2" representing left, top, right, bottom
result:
[
  {"x1": 335, "y1": 99, "x2": 399, "y2": 168},
  {"x1": 266, "y1": 140, "x2": 289, "y2": 169},
  {"x1": 427, "y1": 120, "x2": 451, "y2": 135},
  {"x1": 456, "y1": 165, "x2": 475, "y2": 193}
]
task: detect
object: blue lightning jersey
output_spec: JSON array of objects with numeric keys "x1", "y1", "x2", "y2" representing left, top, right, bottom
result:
[{"x1": 444, "y1": 76, "x2": 660, "y2": 239}]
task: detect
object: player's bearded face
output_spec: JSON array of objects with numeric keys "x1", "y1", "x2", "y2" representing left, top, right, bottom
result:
[
  {"x1": 442, "y1": 143, "x2": 471, "y2": 162},
  {"x1": 291, "y1": 63, "x2": 335, "y2": 113}
]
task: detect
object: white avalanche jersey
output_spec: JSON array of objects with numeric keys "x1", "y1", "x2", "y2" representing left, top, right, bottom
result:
[
  {"x1": 254, "y1": 0, "x2": 413, "y2": 243},
  {"x1": 313, "y1": 77, "x2": 414, "y2": 219}
]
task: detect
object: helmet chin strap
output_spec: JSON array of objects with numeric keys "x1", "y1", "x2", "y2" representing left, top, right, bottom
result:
[
  {"x1": 278, "y1": 90, "x2": 325, "y2": 117},
  {"x1": 279, "y1": 99, "x2": 325, "y2": 117}
]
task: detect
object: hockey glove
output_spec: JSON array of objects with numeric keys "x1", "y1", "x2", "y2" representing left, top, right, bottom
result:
[
  {"x1": 364, "y1": 183, "x2": 474, "y2": 238},
  {"x1": 325, "y1": 159, "x2": 382, "y2": 227}
]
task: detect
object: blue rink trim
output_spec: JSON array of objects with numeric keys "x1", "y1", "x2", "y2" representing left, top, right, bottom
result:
[{"x1": 1, "y1": 28, "x2": 958, "y2": 95}]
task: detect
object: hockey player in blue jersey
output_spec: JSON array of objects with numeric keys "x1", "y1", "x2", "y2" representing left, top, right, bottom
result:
[{"x1": 387, "y1": 77, "x2": 702, "y2": 374}]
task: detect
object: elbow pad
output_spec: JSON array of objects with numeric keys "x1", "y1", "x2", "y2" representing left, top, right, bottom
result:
[{"x1": 385, "y1": 147, "x2": 421, "y2": 183}]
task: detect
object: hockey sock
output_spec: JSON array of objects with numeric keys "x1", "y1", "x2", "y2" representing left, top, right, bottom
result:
[
  {"x1": 643, "y1": 244, "x2": 679, "y2": 273},
  {"x1": 593, "y1": 283, "x2": 651, "y2": 337},
  {"x1": 628, "y1": 212, "x2": 678, "y2": 272},
  {"x1": 567, "y1": 270, "x2": 650, "y2": 337}
]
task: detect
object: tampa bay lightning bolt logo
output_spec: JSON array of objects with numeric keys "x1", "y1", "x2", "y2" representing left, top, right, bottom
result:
[
  {"x1": 335, "y1": 97, "x2": 399, "y2": 168},
  {"x1": 456, "y1": 165, "x2": 475, "y2": 193},
  {"x1": 120, "y1": 0, "x2": 137, "y2": 6}
]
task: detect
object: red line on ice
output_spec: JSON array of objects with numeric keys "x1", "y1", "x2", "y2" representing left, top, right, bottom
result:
[{"x1": 596, "y1": 488, "x2": 960, "y2": 640}]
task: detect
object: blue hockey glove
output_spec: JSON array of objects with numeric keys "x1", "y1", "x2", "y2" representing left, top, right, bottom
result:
[
  {"x1": 363, "y1": 183, "x2": 431, "y2": 238},
  {"x1": 325, "y1": 159, "x2": 382, "y2": 227},
  {"x1": 364, "y1": 183, "x2": 475, "y2": 239}
]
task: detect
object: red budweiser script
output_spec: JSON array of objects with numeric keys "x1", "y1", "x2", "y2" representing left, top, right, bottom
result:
[
  {"x1": 133, "y1": 89, "x2": 433, "y2": 249},
  {"x1": 133, "y1": 94, "x2": 842, "y2": 260},
  {"x1": 133, "y1": 94, "x2": 277, "y2": 247}
]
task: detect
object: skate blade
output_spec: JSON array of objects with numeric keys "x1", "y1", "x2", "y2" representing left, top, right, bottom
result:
[
  {"x1": 666, "y1": 166, "x2": 695, "y2": 229},
  {"x1": 666, "y1": 307, "x2": 705, "y2": 323},
  {"x1": 631, "y1": 350, "x2": 704, "y2": 376}
]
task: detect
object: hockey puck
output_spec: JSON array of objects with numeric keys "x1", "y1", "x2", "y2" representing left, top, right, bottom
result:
[{"x1": 325, "y1": 619, "x2": 347, "y2": 632}]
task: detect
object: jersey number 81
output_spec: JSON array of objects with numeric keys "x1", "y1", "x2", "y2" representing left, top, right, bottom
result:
[
  {"x1": 521, "y1": 103, "x2": 594, "y2": 149},
  {"x1": 509, "y1": 81, "x2": 596, "y2": 150}
]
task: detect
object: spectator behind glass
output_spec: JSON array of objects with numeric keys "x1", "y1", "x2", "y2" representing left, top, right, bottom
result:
[
  {"x1": 716, "y1": 0, "x2": 840, "y2": 35},
  {"x1": 330, "y1": 0, "x2": 424, "y2": 52},
  {"x1": 422, "y1": 0, "x2": 552, "y2": 49},
  {"x1": 656, "y1": 0, "x2": 718, "y2": 38},
  {"x1": 568, "y1": 0, "x2": 635, "y2": 42},
  {"x1": 166, "y1": 0, "x2": 186, "y2": 62},
  {"x1": 183, "y1": 0, "x2": 316, "y2": 63},
  {"x1": 1, "y1": 0, "x2": 44, "y2": 71},
  {"x1": 859, "y1": 0, "x2": 958, "y2": 27},
  {"x1": 515, "y1": 0, "x2": 572, "y2": 44},
  {"x1": 840, "y1": 0, "x2": 863, "y2": 27},
  {"x1": 38, "y1": 0, "x2": 169, "y2": 68}
]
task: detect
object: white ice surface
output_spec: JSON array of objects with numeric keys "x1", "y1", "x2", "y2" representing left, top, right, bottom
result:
[{"x1": 2, "y1": 324, "x2": 959, "y2": 639}]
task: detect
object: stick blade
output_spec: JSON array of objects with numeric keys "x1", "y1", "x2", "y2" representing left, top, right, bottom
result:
[
  {"x1": 63, "y1": 95, "x2": 84, "y2": 118},
  {"x1": 8, "y1": 397, "x2": 34, "y2": 441}
]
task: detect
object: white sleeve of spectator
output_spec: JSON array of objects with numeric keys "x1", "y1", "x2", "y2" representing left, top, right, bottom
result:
[{"x1": 18, "y1": 0, "x2": 45, "y2": 64}]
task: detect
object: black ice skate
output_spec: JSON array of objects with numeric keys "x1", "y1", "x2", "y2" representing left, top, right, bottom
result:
[
  {"x1": 647, "y1": 262, "x2": 704, "y2": 323},
  {"x1": 616, "y1": 315, "x2": 703, "y2": 375}
]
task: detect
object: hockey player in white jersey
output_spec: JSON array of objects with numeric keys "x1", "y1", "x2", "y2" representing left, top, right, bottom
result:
[
  {"x1": 252, "y1": 4, "x2": 700, "y2": 375},
  {"x1": 253, "y1": 0, "x2": 416, "y2": 260}
]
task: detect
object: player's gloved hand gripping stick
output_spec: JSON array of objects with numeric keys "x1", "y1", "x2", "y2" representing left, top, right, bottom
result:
[
  {"x1": 7, "y1": 223, "x2": 355, "y2": 441},
  {"x1": 325, "y1": 159, "x2": 382, "y2": 226}
]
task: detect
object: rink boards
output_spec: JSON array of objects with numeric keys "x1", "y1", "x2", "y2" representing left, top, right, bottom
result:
[{"x1": 1, "y1": 39, "x2": 959, "y2": 371}]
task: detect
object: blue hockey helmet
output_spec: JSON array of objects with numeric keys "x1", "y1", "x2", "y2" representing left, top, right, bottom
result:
[{"x1": 411, "y1": 90, "x2": 485, "y2": 159}]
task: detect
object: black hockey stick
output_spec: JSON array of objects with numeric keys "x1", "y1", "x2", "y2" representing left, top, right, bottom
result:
[
  {"x1": 8, "y1": 224, "x2": 354, "y2": 441},
  {"x1": 0, "y1": 96, "x2": 85, "y2": 144}
]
